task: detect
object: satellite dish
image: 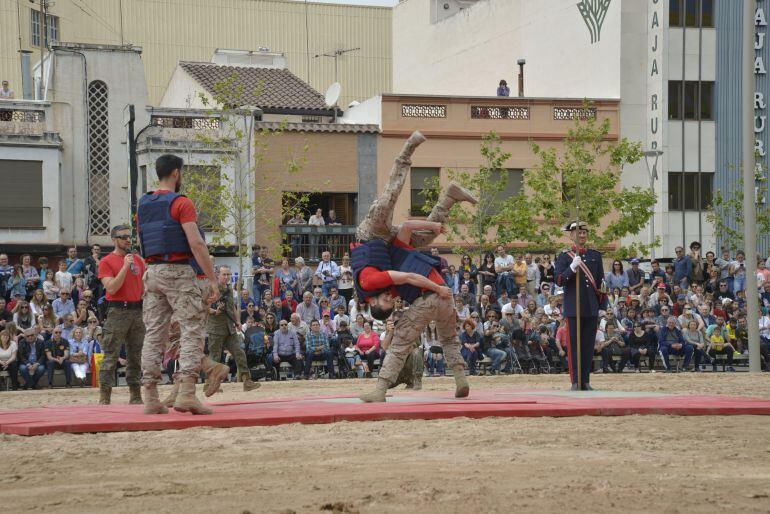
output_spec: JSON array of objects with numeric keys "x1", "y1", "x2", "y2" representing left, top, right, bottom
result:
[{"x1": 325, "y1": 82, "x2": 341, "y2": 107}]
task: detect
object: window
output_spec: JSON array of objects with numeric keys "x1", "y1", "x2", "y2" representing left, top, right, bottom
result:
[
  {"x1": 490, "y1": 169, "x2": 523, "y2": 206},
  {"x1": 668, "y1": 81, "x2": 714, "y2": 120},
  {"x1": 670, "y1": 0, "x2": 713, "y2": 28},
  {"x1": 668, "y1": 172, "x2": 713, "y2": 211},
  {"x1": 0, "y1": 160, "x2": 44, "y2": 228},
  {"x1": 410, "y1": 167, "x2": 439, "y2": 216},
  {"x1": 30, "y1": 10, "x2": 59, "y2": 47}
]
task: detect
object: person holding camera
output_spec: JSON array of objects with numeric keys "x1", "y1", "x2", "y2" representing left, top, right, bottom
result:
[
  {"x1": 315, "y1": 251, "x2": 340, "y2": 298},
  {"x1": 729, "y1": 250, "x2": 747, "y2": 295}
]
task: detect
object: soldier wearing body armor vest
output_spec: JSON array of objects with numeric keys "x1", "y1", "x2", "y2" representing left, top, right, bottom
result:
[
  {"x1": 353, "y1": 131, "x2": 478, "y2": 403},
  {"x1": 137, "y1": 154, "x2": 220, "y2": 415},
  {"x1": 206, "y1": 265, "x2": 260, "y2": 391}
]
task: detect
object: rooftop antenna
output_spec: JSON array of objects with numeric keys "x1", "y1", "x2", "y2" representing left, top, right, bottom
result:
[{"x1": 313, "y1": 47, "x2": 360, "y2": 84}]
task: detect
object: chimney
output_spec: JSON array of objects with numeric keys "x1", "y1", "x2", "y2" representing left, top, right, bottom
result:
[
  {"x1": 19, "y1": 50, "x2": 34, "y2": 100},
  {"x1": 517, "y1": 59, "x2": 526, "y2": 98}
]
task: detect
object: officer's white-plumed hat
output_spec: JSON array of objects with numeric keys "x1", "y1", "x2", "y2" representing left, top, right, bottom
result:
[{"x1": 562, "y1": 220, "x2": 588, "y2": 232}]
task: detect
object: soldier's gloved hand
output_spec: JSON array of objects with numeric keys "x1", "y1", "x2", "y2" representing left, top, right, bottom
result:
[{"x1": 570, "y1": 255, "x2": 582, "y2": 272}]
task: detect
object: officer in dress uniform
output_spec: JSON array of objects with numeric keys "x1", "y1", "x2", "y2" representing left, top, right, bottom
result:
[{"x1": 554, "y1": 221, "x2": 606, "y2": 391}]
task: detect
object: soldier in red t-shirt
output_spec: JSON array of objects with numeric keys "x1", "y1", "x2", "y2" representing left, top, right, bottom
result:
[{"x1": 98, "y1": 224, "x2": 146, "y2": 405}]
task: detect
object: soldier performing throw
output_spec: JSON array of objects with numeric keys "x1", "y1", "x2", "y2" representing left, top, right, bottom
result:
[
  {"x1": 353, "y1": 131, "x2": 478, "y2": 402},
  {"x1": 137, "y1": 154, "x2": 220, "y2": 415}
]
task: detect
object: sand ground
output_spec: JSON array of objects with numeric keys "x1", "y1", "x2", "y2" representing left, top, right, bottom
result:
[{"x1": 1, "y1": 373, "x2": 769, "y2": 514}]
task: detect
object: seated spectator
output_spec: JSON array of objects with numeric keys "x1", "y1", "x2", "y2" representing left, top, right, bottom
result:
[
  {"x1": 282, "y1": 290, "x2": 298, "y2": 313},
  {"x1": 0, "y1": 298, "x2": 12, "y2": 331},
  {"x1": 482, "y1": 319, "x2": 507, "y2": 374},
  {"x1": 18, "y1": 328, "x2": 46, "y2": 389},
  {"x1": 328, "y1": 287, "x2": 346, "y2": 314},
  {"x1": 350, "y1": 313, "x2": 366, "y2": 340},
  {"x1": 0, "y1": 329, "x2": 19, "y2": 390},
  {"x1": 726, "y1": 317, "x2": 744, "y2": 354},
  {"x1": 355, "y1": 321, "x2": 380, "y2": 376},
  {"x1": 241, "y1": 302, "x2": 259, "y2": 324},
  {"x1": 12, "y1": 300, "x2": 34, "y2": 331},
  {"x1": 350, "y1": 299, "x2": 372, "y2": 323},
  {"x1": 658, "y1": 316, "x2": 698, "y2": 372},
  {"x1": 37, "y1": 303, "x2": 56, "y2": 329},
  {"x1": 262, "y1": 313, "x2": 280, "y2": 337},
  {"x1": 243, "y1": 318, "x2": 269, "y2": 370},
  {"x1": 57, "y1": 314, "x2": 76, "y2": 341},
  {"x1": 594, "y1": 328, "x2": 610, "y2": 371},
  {"x1": 628, "y1": 322, "x2": 656, "y2": 372},
  {"x1": 45, "y1": 326, "x2": 72, "y2": 387},
  {"x1": 458, "y1": 283, "x2": 476, "y2": 310},
  {"x1": 333, "y1": 304, "x2": 349, "y2": 328},
  {"x1": 606, "y1": 260, "x2": 629, "y2": 291},
  {"x1": 422, "y1": 321, "x2": 444, "y2": 376},
  {"x1": 317, "y1": 297, "x2": 333, "y2": 318},
  {"x1": 304, "y1": 320, "x2": 335, "y2": 379},
  {"x1": 552, "y1": 319, "x2": 569, "y2": 371},
  {"x1": 73, "y1": 298, "x2": 96, "y2": 328},
  {"x1": 269, "y1": 297, "x2": 292, "y2": 322},
  {"x1": 52, "y1": 289, "x2": 75, "y2": 322},
  {"x1": 459, "y1": 271, "x2": 477, "y2": 297},
  {"x1": 335, "y1": 319, "x2": 354, "y2": 377},
  {"x1": 705, "y1": 316, "x2": 735, "y2": 372},
  {"x1": 343, "y1": 335, "x2": 365, "y2": 378},
  {"x1": 268, "y1": 319, "x2": 302, "y2": 378},
  {"x1": 68, "y1": 327, "x2": 92, "y2": 385},
  {"x1": 460, "y1": 319, "x2": 482, "y2": 375},
  {"x1": 455, "y1": 297, "x2": 470, "y2": 322},
  {"x1": 239, "y1": 288, "x2": 255, "y2": 310},
  {"x1": 320, "y1": 313, "x2": 337, "y2": 338},
  {"x1": 296, "y1": 291, "x2": 320, "y2": 325},
  {"x1": 28, "y1": 289, "x2": 48, "y2": 320}
]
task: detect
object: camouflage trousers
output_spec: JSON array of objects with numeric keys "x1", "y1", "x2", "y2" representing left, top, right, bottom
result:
[
  {"x1": 208, "y1": 331, "x2": 249, "y2": 376},
  {"x1": 390, "y1": 345, "x2": 424, "y2": 389},
  {"x1": 99, "y1": 307, "x2": 144, "y2": 387},
  {"x1": 141, "y1": 264, "x2": 207, "y2": 384},
  {"x1": 378, "y1": 293, "x2": 464, "y2": 386},
  {"x1": 356, "y1": 131, "x2": 450, "y2": 248}
]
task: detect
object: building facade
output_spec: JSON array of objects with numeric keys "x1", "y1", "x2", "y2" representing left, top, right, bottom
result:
[
  {"x1": 391, "y1": 0, "x2": 768, "y2": 257},
  {"x1": 0, "y1": 0, "x2": 392, "y2": 108}
]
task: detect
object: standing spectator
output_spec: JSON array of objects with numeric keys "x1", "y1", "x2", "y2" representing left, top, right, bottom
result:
[
  {"x1": 539, "y1": 255, "x2": 555, "y2": 286},
  {"x1": 315, "y1": 251, "x2": 340, "y2": 298},
  {"x1": 430, "y1": 247, "x2": 449, "y2": 274},
  {"x1": 0, "y1": 80, "x2": 14, "y2": 99},
  {"x1": 606, "y1": 260, "x2": 629, "y2": 290},
  {"x1": 54, "y1": 260, "x2": 73, "y2": 293},
  {"x1": 493, "y1": 246, "x2": 516, "y2": 296},
  {"x1": 688, "y1": 241, "x2": 705, "y2": 285},
  {"x1": 626, "y1": 259, "x2": 644, "y2": 294},
  {"x1": 45, "y1": 326, "x2": 72, "y2": 387},
  {"x1": 18, "y1": 328, "x2": 46, "y2": 389},
  {"x1": 524, "y1": 253, "x2": 540, "y2": 297},
  {"x1": 5, "y1": 264, "x2": 27, "y2": 299},
  {"x1": 20, "y1": 254, "x2": 40, "y2": 298},
  {"x1": 325, "y1": 209, "x2": 342, "y2": 225},
  {"x1": 355, "y1": 320, "x2": 380, "y2": 376},
  {"x1": 295, "y1": 257, "x2": 314, "y2": 295},
  {"x1": 37, "y1": 257, "x2": 52, "y2": 287},
  {"x1": 729, "y1": 251, "x2": 747, "y2": 294},
  {"x1": 65, "y1": 247, "x2": 84, "y2": 277},
  {"x1": 715, "y1": 249, "x2": 733, "y2": 292},
  {"x1": 478, "y1": 251, "x2": 498, "y2": 293},
  {"x1": 282, "y1": 290, "x2": 298, "y2": 313},
  {"x1": 274, "y1": 258, "x2": 298, "y2": 299},
  {"x1": 251, "y1": 246, "x2": 274, "y2": 306},
  {"x1": 308, "y1": 208, "x2": 325, "y2": 260},
  {"x1": 0, "y1": 329, "x2": 19, "y2": 390},
  {"x1": 43, "y1": 267, "x2": 60, "y2": 300},
  {"x1": 512, "y1": 253, "x2": 528, "y2": 294},
  {"x1": 496, "y1": 79, "x2": 510, "y2": 97},
  {"x1": 673, "y1": 246, "x2": 692, "y2": 290},
  {"x1": 756, "y1": 259, "x2": 770, "y2": 289},
  {"x1": 286, "y1": 212, "x2": 306, "y2": 257},
  {"x1": 338, "y1": 254, "x2": 354, "y2": 304},
  {"x1": 52, "y1": 289, "x2": 75, "y2": 321},
  {"x1": 82, "y1": 244, "x2": 102, "y2": 298},
  {"x1": 459, "y1": 254, "x2": 478, "y2": 286},
  {"x1": 68, "y1": 327, "x2": 92, "y2": 385},
  {"x1": 304, "y1": 319, "x2": 335, "y2": 379},
  {"x1": 0, "y1": 254, "x2": 12, "y2": 301},
  {"x1": 239, "y1": 288, "x2": 255, "y2": 310}
]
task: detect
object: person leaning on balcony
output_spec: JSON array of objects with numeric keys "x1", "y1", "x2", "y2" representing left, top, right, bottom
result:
[
  {"x1": 496, "y1": 79, "x2": 510, "y2": 97},
  {"x1": 308, "y1": 208, "x2": 325, "y2": 261},
  {"x1": 0, "y1": 81, "x2": 14, "y2": 99}
]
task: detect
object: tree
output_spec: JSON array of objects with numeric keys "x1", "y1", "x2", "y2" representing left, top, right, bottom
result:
[
  {"x1": 706, "y1": 159, "x2": 770, "y2": 251},
  {"x1": 500, "y1": 105, "x2": 656, "y2": 258},
  {"x1": 421, "y1": 132, "x2": 515, "y2": 258},
  {"x1": 180, "y1": 73, "x2": 311, "y2": 290}
]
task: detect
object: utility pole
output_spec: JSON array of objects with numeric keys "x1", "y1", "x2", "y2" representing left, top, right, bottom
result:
[
  {"x1": 313, "y1": 47, "x2": 360, "y2": 83},
  {"x1": 743, "y1": 0, "x2": 761, "y2": 373},
  {"x1": 39, "y1": 0, "x2": 47, "y2": 100}
]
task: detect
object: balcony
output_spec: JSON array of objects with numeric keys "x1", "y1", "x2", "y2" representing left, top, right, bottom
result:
[
  {"x1": 280, "y1": 225, "x2": 357, "y2": 263},
  {"x1": 0, "y1": 100, "x2": 47, "y2": 137}
]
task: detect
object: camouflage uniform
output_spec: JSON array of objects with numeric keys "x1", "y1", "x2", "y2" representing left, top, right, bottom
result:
[
  {"x1": 99, "y1": 308, "x2": 144, "y2": 387},
  {"x1": 207, "y1": 282, "x2": 249, "y2": 376},
  {"x1": 141, "y1": 264, "x2": 207, "y2": 385}
]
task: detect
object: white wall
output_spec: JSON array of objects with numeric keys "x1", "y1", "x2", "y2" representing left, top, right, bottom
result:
[
  {"x1": 393, "y1": 0, "x2": 621, "y2": 98},
  {"x1": 160, "y1": 67, "x2": 212, "y2": 109}
]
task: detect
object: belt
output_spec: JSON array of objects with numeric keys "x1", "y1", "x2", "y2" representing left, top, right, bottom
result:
[
  {"x1": 107, "y1": 300, "x2": 143, "y2": 310},
  {"x1": 147, "y1": 260, "x2": 190, "y2": 266}
]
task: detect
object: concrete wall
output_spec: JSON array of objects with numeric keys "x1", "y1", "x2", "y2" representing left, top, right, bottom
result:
[{"x1": 393, "y1": 0, "x2": 622, "y2": 99}]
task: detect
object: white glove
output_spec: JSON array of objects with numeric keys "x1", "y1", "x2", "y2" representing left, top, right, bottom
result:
[{"x1": 570, "y1": 255, "x2": 582, "y2": 272}]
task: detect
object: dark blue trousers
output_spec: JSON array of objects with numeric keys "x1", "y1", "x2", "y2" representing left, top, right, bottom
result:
[{"x1": 566, "y1": 316, "x2": 597, "y2": 387}]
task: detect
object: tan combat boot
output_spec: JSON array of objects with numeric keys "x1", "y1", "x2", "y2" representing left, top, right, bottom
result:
[
  {"x1": 203, "y1": 362, "x2": 229, "y2": 397},
  {"x1": 453, "y1": 365, "x2": 470, "y2": 398},
  {"x1": 98, "y1": 384, "x2": 111, "y2": 405},
  {"x1": 173, "y1": 376, "x2": 213, "y2": 415},
  {"x1": 445, "y1": 181, "x2": 479, "y2": 205},
  {"x1": 161, "y1": 381, "x2": 179, "y2": 408},
  {"x1": 240, "y1": 372, "x2": 261, "y2": 392},
  {"x1": 143, "y1": 383, "x2": 169, "y2": 414},
  {"x1": 128, "y1": 384, "x2": 143, "y2": 405},
  {"x1": 412, "y1": 373, "x2": 423, "y2": 391},
  {"x1": 359, "y1": 378, "x2": 390, "y2": 403}
]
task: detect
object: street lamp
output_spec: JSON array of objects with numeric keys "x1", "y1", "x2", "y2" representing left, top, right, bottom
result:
[{"x1": 643, "y1": 149, "x2": 663, "y2": 259}]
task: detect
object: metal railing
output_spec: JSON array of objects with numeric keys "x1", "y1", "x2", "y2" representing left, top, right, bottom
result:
[{"x1": 280, "y1": 225, "x2": 357, "y2": 262}]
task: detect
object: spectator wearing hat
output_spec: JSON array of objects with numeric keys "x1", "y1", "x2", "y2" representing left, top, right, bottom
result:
[
  {"x1": 44, "y1": 326, "x2": 72, "y2": 387},
  {"x1": 626, "y1": 259, "x2": 644, "y2": 294},
  {"x1": 605, "y1": 260, "x2": 629, "y2": 291}
]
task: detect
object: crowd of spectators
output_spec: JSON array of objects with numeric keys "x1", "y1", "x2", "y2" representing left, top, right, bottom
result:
[{"x1": 2, "y1": 239, "x2": 770, "y2": 392}]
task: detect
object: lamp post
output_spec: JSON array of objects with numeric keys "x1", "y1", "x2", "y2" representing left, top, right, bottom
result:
[{"x1": 643, "y1": 149, "x2": 663, "y2": 259}]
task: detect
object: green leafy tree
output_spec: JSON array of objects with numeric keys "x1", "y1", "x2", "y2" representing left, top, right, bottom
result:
[
  {"x1": 501, "y1": 105, "x2": 656, "y2": 258},
  {"x1": 706, "y1": 159, "x2": 770, "y2": 251},
  {"x1": 421, "y1": 132, "x2": 515, "y2": 258}
]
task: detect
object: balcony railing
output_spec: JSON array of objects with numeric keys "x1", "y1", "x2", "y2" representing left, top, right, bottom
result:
[
  {"x1": 280, "y1": 225, "x2": 357, "y2": 263},
  {"x1": 0, "y1": 101, "x2": 47, "y2": 136}
]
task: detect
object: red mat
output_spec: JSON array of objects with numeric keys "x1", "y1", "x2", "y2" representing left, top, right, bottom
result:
[{"x1": 1, "y1": 389, "x2": 769, "y2": 436}]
